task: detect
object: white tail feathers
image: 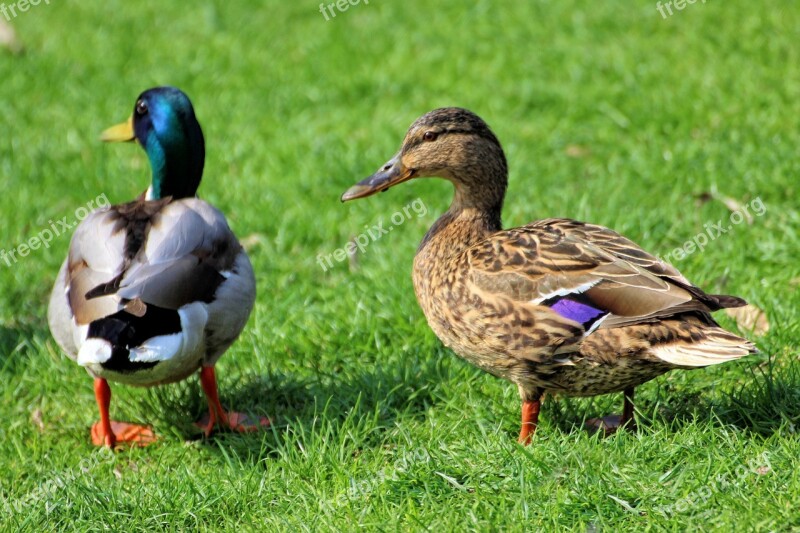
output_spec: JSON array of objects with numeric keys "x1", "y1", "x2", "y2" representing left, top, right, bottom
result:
[
  {"x1": 77, "y1": 338, "x2": 113, "y2": 366},
  {"x1": 128, "y1": 333, "x2": 184, "y2": 363},
  {"x1": 651, "y1": 330, "x2": 756, "y2": 368}
]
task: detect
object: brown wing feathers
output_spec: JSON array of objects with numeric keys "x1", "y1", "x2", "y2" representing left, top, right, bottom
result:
[{"x1": 470, "y1": 218, "x2": 745, "y2": 328}]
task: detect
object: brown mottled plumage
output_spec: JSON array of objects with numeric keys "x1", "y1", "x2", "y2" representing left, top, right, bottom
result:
[{"x1": 342, "y1": 107, "x2": 756, "y2": 444}]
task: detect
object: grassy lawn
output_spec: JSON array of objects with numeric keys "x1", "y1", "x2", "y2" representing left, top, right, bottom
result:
[{"x1": 1, "y1": 0, "x2": 799, "y2": 530}]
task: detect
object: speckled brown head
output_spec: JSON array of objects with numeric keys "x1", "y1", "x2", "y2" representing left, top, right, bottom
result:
[{"x1": 341, "y1": 108, "x2": 508, "y2": 213}]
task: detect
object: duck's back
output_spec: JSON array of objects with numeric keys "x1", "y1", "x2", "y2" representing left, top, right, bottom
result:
[{"x1": 48, "y1": 197, "x2": 255, "y2": 385}]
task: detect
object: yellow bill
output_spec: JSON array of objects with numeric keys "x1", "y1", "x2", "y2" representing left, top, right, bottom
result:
[{"x1": 100, "y1": 116, "x2": 135, "y2": 142}]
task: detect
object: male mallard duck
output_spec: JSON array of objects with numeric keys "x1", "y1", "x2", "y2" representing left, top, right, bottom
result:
[
  {"x1": 48, "y1": 87, "x2": 268, "y2": 447},
  {"x1": 342, "y1": 108, "x2": 756, "y2": 444}
]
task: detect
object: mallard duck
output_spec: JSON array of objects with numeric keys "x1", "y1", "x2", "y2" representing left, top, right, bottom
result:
[
  {"x1": 341, "y1": 108, "x2": 756, "y2": 444},
  {"x1": 48, "y1": 87, "x2": 268, "y2": 447}
]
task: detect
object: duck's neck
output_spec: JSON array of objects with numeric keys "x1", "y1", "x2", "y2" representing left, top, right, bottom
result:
[
  {"x1": 417, "y1": 169, "x2": 506, "y2": 262},
  {"x1": 417, "y1": 203, "x2": 503, "y2": 264},
  {"x1": 143, "y1": 131, "x2": 204, "y2": 200},
  {"x1": 147, "y1": 152, "x2": 203, "y2": 201}
]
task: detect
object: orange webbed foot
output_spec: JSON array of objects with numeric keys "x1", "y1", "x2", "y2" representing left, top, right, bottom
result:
[
  {"x1": 195, "y1": 366, "x2": 270, "y2": 438},
  {"x1": 194, "y1": 411, "x2": 271, "y2": 438},
  {"x1": 91, "y1": 421, "x2": 158, "y2": 448}
]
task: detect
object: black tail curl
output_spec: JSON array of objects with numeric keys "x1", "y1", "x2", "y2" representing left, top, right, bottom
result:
[{"x1": 86, "y1": 303, "x2": 181, "y2": 374}]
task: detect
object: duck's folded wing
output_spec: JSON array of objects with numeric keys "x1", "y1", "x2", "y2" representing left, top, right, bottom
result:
[
  {"x1": 532, "y1": 218, "x2": 746, "y2": 309},
  {"x1": 68, "y1": 198, "x2": 242, "y2": 317},
  {"x1": 464, "y1": 219, "x2": 743, "y2": 360}
]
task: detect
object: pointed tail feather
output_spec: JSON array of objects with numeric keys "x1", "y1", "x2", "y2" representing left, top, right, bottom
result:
[
  {"x1": 651, "y1": 327, "x2": 757, "y2": 367},
  {"x1": 709, "y1": 294, "x2": 748, "y2": 309}
]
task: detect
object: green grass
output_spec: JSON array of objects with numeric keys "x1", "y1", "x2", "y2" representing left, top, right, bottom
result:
[{"x1": 1, "y1": 0, "x2": 799, "y2": 530}]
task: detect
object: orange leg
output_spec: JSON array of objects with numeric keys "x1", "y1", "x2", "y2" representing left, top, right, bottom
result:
[
  {"x1": 90, "y1": 378, "x2": 156, "y2": 448},
  {"x1": 195, "y1": 366, "x2": 270, "y2": 437},
  {"x1": 92, "y1": 378, "x2": 115, "y2": 448},
  {"x1": 518, "y1": 398, "x2": 541, "y2": 445}
]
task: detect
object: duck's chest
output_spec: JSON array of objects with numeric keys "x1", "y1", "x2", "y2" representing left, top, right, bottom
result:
[
  {"x1": 409, "y1": 210, "x2": 519, "y2": 372},
  {"x1": 411, "y1": 253, "x2": 468, "y2": 339},
  {"x1": 411, "y1": 252, "x2": 510, "y2": 371}
]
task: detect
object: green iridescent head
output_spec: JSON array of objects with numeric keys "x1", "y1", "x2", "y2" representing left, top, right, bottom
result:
[{"x1": 101, "y1": 86, "x2": 205, "y2": 200}]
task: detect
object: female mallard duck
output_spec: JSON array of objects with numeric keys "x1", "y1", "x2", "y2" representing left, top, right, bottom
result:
[
  {"x1": 341, "y1": 108, "x2": 756, "y2": 444},
  {"x1": 48, "y1": 87, "x2": 267, "y2": 447}
]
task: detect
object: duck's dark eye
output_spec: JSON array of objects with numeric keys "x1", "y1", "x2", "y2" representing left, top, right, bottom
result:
[
  {"x1": 423, "y1": 131, "x2": 438, "y2": 142},
  {"x1": 135, "y1": 99, "x2": 148, "y2": 115}
]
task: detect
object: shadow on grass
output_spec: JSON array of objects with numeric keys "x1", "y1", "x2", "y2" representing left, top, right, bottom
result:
[
  {"x1": 543, "y1": 355, "x2": 798, "y2": 438},
  {"x1": 688, "y1": 356, "x2": 800, "y2": 436},
  {"x1": 130, "y1": 349, "x2": 452, "y2": 462},
  {"x1": 0, "y1": 321, "x2": 42, "y2": 372},
  {"x1": 63, "y1": 345, "x2": 798, "y2": 458}
]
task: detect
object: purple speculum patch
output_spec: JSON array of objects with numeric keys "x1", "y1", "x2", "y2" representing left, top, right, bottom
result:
[{"x1": 549, "y1": 298, "x2": 606, "y2": 327}]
